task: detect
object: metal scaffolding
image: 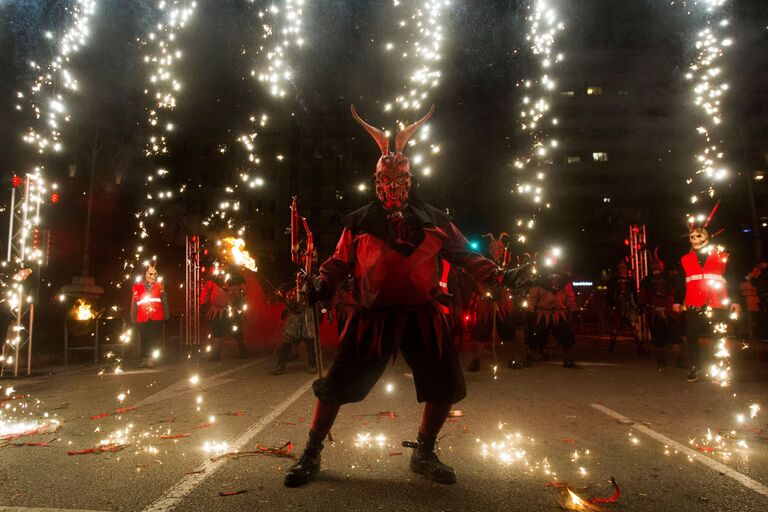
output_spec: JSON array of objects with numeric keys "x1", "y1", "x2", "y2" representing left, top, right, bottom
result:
[
  {"x1": 184, "y1": 235, "x2": 201, "y2": 345},
  {"x1": 2, "y1": 174, "x2": 42, "y2": 376},
  {"x1": 629, "y1": 224, "x2": 649, "y2": 341}
]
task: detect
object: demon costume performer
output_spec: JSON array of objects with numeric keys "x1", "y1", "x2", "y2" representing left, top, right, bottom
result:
[
  {"x1": 638, "y1": 250, "x2": 682, "y2": 368},
  {"x1": 673, "y1": 201, "x2": 740, "y2": 382},
  {"x1": 284, "y1": 106, "x2": 528, "y2": 488},
  {"x1": 468, "y1": 232, "x2": 519, "y2": 372},
  {"x1": 131, "y1": 264, "x2": 169, "y2": 368}
]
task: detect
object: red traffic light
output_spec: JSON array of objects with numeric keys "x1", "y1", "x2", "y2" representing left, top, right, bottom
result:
[
  {"x1": 12, "y1": 175, "x2": 21, "y2": 188},
  {"x1": 51, "y1": 192, "x2": 59, "y2": 204}
]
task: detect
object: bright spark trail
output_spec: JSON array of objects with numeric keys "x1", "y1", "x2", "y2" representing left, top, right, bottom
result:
[
  {"x1": 203, "y1": 0, "x2": 307, "y2": 236},
  {"x1": 511, "y1": 0, "x2": 565, "y2": 247},
  {"x1": 122, "y1": 0, "x2": 197, "y2": 284}
]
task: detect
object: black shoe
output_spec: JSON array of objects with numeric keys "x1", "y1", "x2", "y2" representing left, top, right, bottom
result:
[
  {"x1": 270, "y1": 365, "x2": 287, "y2": 375},
  {"x1": 563, "y1": 359, "x2": 576, "y2": 369},
  {"x1": 284, "y1": 444, "x2": 322, "y2": 488},
  {"x1": 522, "y1": 353, "x2": 533, "y2": 368},
  {"x1": 686, "y1": 367, "x2": 699, "y2": 382},
  {"x1": 409, "y1": 449, "x2": 457, "y2": 484},
  {"x1": 507, "y1": 358, "x2": 522, "y2": 370},
  {"x1": 467, "y1": 359, "x2": 480, "y2": 372}
]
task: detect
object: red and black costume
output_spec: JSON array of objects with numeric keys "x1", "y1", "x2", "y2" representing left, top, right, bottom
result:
[
  {"x1": 638, "y1": 253, "x2": 681, "y2": 367},
  {"x1": 674, "y1": 201, "x2": 739, "y2": 382},
  {"x1": 130, "y1": 271, "x2": 169, "y2": 362},
  {"x1": 468, "y1": 232, "x2": 517, "y2": 372},
  {"x1": 525, "y1": 270, "x2": 577, "y2": 367},
  {"x1": 284, "y1": 105, "x2": 527, "y2": 488}
]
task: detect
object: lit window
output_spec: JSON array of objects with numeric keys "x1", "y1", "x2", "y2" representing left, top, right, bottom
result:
[
  {"x1": 560, "y1": 90, "x2": 575, "y2": 97},
  {"x1": 566, "y1": 156, "x2": 581, "y2": 164},
  {"x1": 592, "y1": 152, "x2": 608, "y2": 162},
  {"x1": 603, "y1": 197, "x2": 611, "y2": 203},
  {"x1": 586, "y1": 86, "x2": 603, "y2": 96}
]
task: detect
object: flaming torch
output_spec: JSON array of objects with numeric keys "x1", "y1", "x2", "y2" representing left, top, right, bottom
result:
[{"x1": 220, "y1": 237, "x2": 257, "y2": 272}]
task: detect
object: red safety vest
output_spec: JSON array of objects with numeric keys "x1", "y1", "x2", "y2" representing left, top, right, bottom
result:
[
  {"x1": 133, "y1": 282, "x2": 166, "y2": 322},
  {"x1": 681, "y1": 249, "x2": 728, "y2": 308}
]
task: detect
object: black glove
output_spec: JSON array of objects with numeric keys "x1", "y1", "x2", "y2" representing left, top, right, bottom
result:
[
  {"x1": 501, "y1": 263, "x2": 533, "y2": 289},
  {"x1": 302, "y1": 277, "x2": 329, "y2": 304}
]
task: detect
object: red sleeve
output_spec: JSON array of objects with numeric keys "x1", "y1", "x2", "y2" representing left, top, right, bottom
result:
[
  {"x1": 318, "y1": 228, "x2": 356, "y2": 292},
  {"x1": 439, "y1": 223, "x2": 500, "y2": 285}
]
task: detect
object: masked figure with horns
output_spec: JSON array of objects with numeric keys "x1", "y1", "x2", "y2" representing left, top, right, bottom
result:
[
  {"x1": 284, "y1": 106, "x2": 529, "y2": 488},
  {"x1": 673, "y1": 201, "x2": 740, "y2": 382},
  {"x1": 638, "y1": 249, "x2": 682, "y2": 368},
  {"x1": 468, "y1": 232, "x2": 519, "y2": 372}
]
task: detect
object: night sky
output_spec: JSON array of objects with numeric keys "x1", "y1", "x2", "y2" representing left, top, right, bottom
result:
[{"x1": 1, "y1": 0, "x2": 767, "y2": 295}]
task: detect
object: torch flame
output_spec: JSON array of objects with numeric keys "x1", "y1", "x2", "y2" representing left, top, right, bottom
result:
[
  {"x1": 74, "y1": 299, "x2": 95, "y2": 321},
  {"x1": 221, "y1": 237, "x2": 257, "y2": 272}
]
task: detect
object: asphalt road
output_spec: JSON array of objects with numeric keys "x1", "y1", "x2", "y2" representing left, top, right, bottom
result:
[{"x1": 0, "y1": 338, "x2": 766, "y2": 512}]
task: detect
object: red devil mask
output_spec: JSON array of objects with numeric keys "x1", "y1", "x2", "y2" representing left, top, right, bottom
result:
[
  {"x1": 483, "y1": 232, "x2": 509, "y2": 266},
  {"x1": 351, "y1": 105, "x2": 434, "y2": 211}
]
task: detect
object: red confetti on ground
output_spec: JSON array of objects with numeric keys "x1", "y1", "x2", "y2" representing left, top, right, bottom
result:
[
  {"x1": 561, "y1": 438, "x2": 578, "y2": 443},
  {"x1": 193, "y1": 422, "x2": 214, "y2": 430},
  {"x1": 0, "y1": 394, "x2": 31, "y2": 403},
  {"x1": 255, "y1": 441, "x2": 294, "y2": 457},
  {"x1": 695, "y1": 445, "x2": 715, "y2": 453},
  {"x1": 160, "y1": 434, "x2": 190, "y2": 439},
  {"x1": 90, "y1": 406, "x2": 139, "y2": 420},
  {"x1": 388, "y1": 451, "x2": 403, "y2": 456},
  {"x1": 221, "y1": 410, "x2": 246, "y2": 416},
  {"x1": 589, "y1": 477, "x2": 621, "y2": 505},
  {"x1": 67, "y1": 443, "x2": 129, "y2": 456},
  {"x1": 0, "y1": 438, "x2": 57, "y2": 448},
  {"x1": 377, "y1": 411, "x2": 397, "y2": 420},
  {"x1": 545, "y1": 481, "x2": 568, "y2": 488},
  {"x1": 445, "y1": 418, "x2": 458, "y2": 423},
  {"x1": 219, "y1": 490, "x2": 247, "y2": 497},
  {"x1": 0, "y1": 423, "x2": 54, "y2": 441}
]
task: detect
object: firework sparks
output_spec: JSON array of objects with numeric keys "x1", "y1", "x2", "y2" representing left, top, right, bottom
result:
[
  {"x1": 512, "y1": 0, "x2": 565, "y2": 245},
  {"x1": 123, "y1": 1, "x2": 197, "y2": 282}
]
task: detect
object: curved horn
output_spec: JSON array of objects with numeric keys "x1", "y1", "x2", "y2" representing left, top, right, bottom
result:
[
  {"x1": 351, "y1": 105, "x2": 389, "y2": 155},
  {"x1": 482, "y1": 233, "x2": 496, "y2": 241},
  {"x1": 395, "y1": 105, "x2": 435, "y2": 154}
]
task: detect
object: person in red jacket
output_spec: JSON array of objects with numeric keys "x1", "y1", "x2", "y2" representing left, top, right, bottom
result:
[
  {"x1": 131, "y1": 264, "x2": 169, "y2": 368},
  {"x1": 673, "y1": 208, "x2": 740, "y2": 382},
  {"x1": 283, "y1": 105, "x2": 530, "y2": 488}
]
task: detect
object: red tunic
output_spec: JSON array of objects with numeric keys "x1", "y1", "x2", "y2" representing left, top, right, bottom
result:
[
  {"x1": 318, "y1": 201, "x2": 500, "y2": 358},
  {"x1": 132, "y1": 282, "x2": 167, "y2": 322},
  {"x1": 680, "y1": 249, "x2": 729, "y2": 309}
]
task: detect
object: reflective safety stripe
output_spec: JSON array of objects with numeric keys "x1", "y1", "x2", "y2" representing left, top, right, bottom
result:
[
  {"x1": 137, "y1": 297, "x2": 162, "y2": 305},
  {"x1": 685, "y1": 273, "x2": 726, "y2": 283}
]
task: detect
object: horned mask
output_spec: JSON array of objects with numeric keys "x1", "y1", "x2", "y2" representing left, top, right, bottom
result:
[
  {"x1": 351, "y1": 105, "x2": 434, "y2": 210},
  {"x1": 483, "y1": 232, "x2": 509, "y2": 266},
  {"x1": 687, "y1": 200, "x2": 721, "y2": 251}
]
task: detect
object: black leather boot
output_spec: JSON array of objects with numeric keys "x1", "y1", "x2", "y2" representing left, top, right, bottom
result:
[
  {"x1": 284, "y1": 438, "x2": 323, "y2": 487},
  {"x1": 409, "y1": 433, "x2": 456, "y2": 484}
]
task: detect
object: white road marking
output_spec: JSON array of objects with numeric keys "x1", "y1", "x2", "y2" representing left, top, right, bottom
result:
[
  {"x1": 141, "y1": 378, "x2": 314, "y2": 512},
  {"x1": 591, "y1": 403, "x2": 768, "y2": 498},
  {"x1": 135, "y1": 358, "x2": 268, "y2": 408}
]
